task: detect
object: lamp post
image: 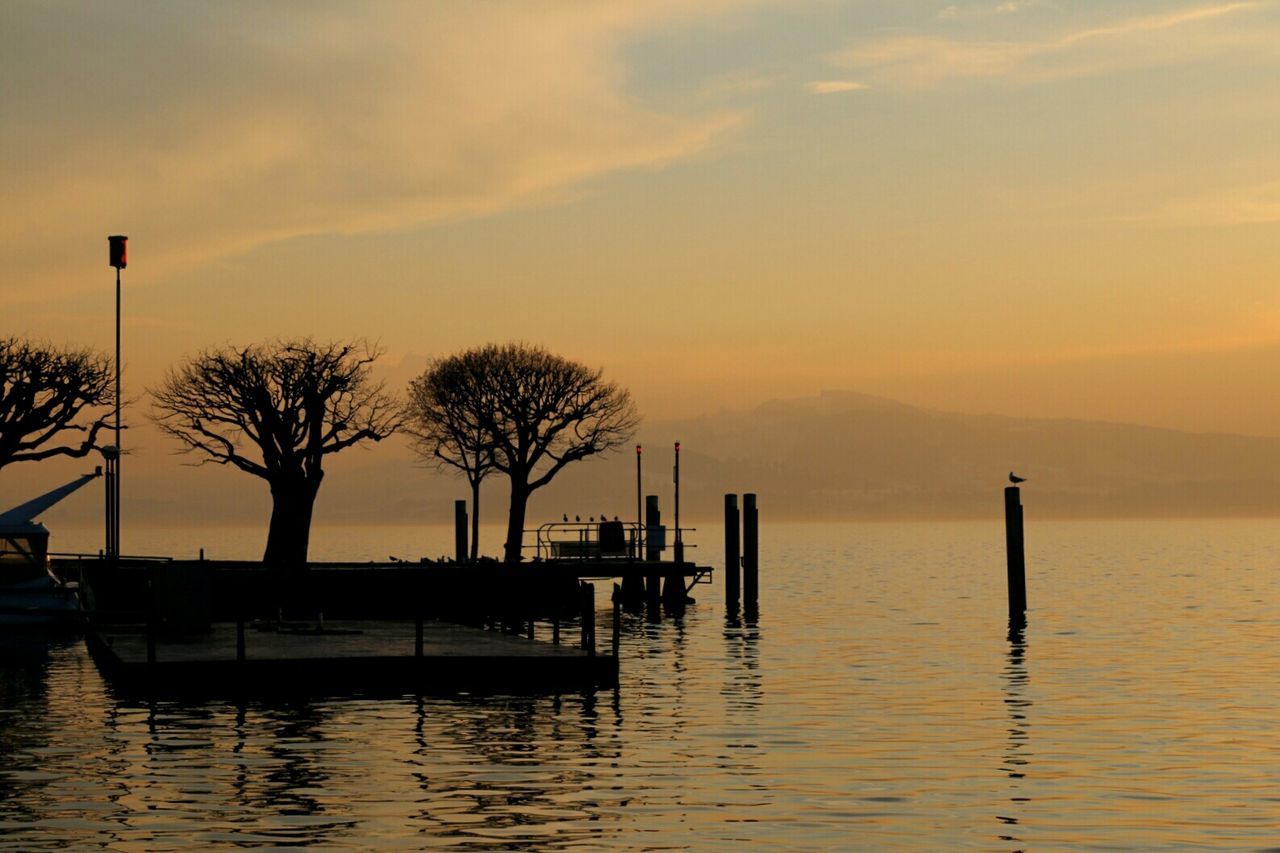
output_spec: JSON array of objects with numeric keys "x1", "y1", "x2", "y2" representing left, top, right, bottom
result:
[
  {"x1": 107, "y1": 235, "x2": 127, "y2": 558},
  {"x1": 635, "y1": 444, "x2": 642, "y2": 558},
  {"x1": 673, "y1": 441, "x2": 682, "y2": 564}
]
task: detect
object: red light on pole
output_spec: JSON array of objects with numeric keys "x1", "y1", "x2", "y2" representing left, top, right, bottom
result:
[{"x1": 108, "y1": 235, "x2": 128, "y2": 269}]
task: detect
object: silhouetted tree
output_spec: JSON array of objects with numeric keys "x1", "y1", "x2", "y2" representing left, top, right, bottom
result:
[
  {"x1": 0, "y1": 337, "x2": 113, "y2": 471},
  {"x1": 150, "y1": 339, "x2": 399, "y2": 569},
  {"x1": 404, "y1": 356, "x2": 495, "y2": 561},
  {"x1": 419, "y1": 343, "x2": 638, "y2": 563}
]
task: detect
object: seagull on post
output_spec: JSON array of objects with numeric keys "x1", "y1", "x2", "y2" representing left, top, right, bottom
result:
[{"x1": 1009, "y1": 472, "x2": 1027, "y2": 484}]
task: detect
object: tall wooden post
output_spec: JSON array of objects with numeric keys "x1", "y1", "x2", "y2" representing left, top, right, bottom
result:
[
  {"x1": 454, "y1": 499, "x2": 468, "y2": 564},
  {"x1": 742, "y1": 493, "x2": 758, "y2": 613},
  {"x1": 612, "y1": 583, "x2": 622, "y2": 657},
  {"x1": 645, "y1": 495, "x2": 662, "y2": 619},
  {"x1": 1004, "y1": 486, "x2": 1027, "y2": 617},
  {"x1": 724, "y1": 494, "x2": 740, "y2": 612},
  {"x1": 580, "y1": 582, "x2": 596, "y2": 655}
]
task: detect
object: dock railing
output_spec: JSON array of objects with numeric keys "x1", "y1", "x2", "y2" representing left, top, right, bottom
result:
[{"x1": 533, "y1": 520, "x2": 696, "y2": 561}]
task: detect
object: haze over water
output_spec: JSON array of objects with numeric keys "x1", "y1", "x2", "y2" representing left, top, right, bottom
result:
[{"x1": 3, "y1": 519, "x2": 1278, "y2": 849}]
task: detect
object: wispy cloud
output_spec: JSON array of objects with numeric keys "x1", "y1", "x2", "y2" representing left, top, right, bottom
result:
[
  {"x1": 833, "y1": 2, "x2": 1269, "y2": 88},
  {"x1": 0, "y1": 3, "x2": 755, "y2": 302},
  {"x1": 807, "y1": 79, "x2": 870, "y2": 94},
  {"x1": 1129, "y1": 179, "x2": 1280, "y2": 227},
  {"x1": 936, "y1": 1, "x2": 1038, "y2": 22}
]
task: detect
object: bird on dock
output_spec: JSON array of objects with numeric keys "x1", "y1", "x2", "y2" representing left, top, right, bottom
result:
[
  {"x1": 1009, "y1": 472, "x2": 1027, "y2": 484},
  {"x1": 563, "y1": 513, "x2": 568, "y2": 523},
  {"x1": 575, "y1": 515, "x2": 580, "y2": 523}
]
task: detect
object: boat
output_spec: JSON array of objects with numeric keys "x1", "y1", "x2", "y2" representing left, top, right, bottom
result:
[{"x1": 0, "y1": 470, "x2": 100, "y2": 628}]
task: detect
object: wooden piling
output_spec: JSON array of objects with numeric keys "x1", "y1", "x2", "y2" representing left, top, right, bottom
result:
[
  {"x1": 236, "y1": 615, "x2": 246, "y2": 663},
  {"x1": 454, "y1": 499, "x2": 468, "y2": 564},
  {"x1": 743, "y1": 493, "x2": 759, "y2": 611},
  {"x1": 1004, "y1": 486, "x2": 1027, "y2": 616},
  {"x1": 580, "y1": 582, "x2": 596, "y2": 656},
  {"x1": 553, "y1": 613, "x2": 561, "y2": 644},
  {"x1": 645, "y1": 495, "x2": 662, "y2": 618},
  {"x1": 612, "y1": 583, "x2": 622, "y2": 657},
  {"x1": 724, "y1": 494, "x2": 740, "y2": 611},
  {"x1": 415, "y1": 612, "x2": 424, "y2": 658}
]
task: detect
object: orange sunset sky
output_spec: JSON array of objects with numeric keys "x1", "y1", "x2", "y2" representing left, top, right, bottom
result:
[{"x1": 4, "y1": 2, "x2": 1280, "y2": 482}]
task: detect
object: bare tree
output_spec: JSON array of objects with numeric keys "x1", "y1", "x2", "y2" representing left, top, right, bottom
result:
[
  {"x1": 0, "y1": 337, "x2": 113, "y2": 471},
  {"x1": 413, "y1": 343, "x2": 638, "y2": 563},
  {"x1": 149, "y1": 339, "x2": 400, "y2": 569},
  {"x1": 405, "y1": 354, "x2": 496, "y2": 561}
]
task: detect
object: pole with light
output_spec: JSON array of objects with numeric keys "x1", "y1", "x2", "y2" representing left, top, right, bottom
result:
[
  {"x1": 673, "y1": 441, "x2": 682, "y2": 563},
  {"x1": 107, "y1": 235, "x2": 127, "y2": 558},
  {"x1": 635, "y1": 444, "x2": 642, "y2": 558}
]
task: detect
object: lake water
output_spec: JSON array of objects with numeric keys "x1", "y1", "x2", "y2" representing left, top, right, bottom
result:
[{"x1": 3, "y1": 519, "x2": 1280, "y2": 849}]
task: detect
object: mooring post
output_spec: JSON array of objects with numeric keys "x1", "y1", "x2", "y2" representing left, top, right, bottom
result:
[
  {"x1": 415, "y1": 611, "x2": 424, "y2": 658},
  {"x1": 645, "y1": 495, "x2": 662, "y2": 618},
  {"x1": 743, "y1": 493, "x2": 759, "y2": 612},
  {"x1": 1004, "y1": 486, "x2": 1027, "y2": 617},
  {"x1": 724, "y1": 494, "x2": 740, "y2": 612},
  {"x1": 454, "y1": 499, "x2": 468, "y2": 564},
  {"x1": 553, "y1": 611, "x2": 561, "y2": 644},
  {"x1": 580, "y1": 582, "x2": 596, "y2": 655},
  {"x1": 236, "y1": 614, "x2": 246, "y2": 663},
  {"x1": 612, "y1": 583, "x2": 622, "y2": 657}
]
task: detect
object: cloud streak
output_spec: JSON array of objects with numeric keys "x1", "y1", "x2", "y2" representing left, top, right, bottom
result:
[
  {"x1": 807, "y1": 79, "x2": 870, "y2": 94},
  {"x1": 0, "y1": 3, "x2": 751, "y2": 302},
  {"x1": 833, "y1": 2, "x2": 1270, "y2": 88}
]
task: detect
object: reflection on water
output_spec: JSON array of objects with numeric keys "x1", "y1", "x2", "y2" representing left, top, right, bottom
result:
[
  {"x1": 2, "y1": 520, "x2": 1280, "y2": 848},
  {"x1": 998, "y1": 618, "x2": 1031, "y2": 850}
]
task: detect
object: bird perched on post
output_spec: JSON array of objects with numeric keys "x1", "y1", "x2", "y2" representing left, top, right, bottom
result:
[{"x1": 1009, "y1": 472, "x2": 1027, "y2": 484}]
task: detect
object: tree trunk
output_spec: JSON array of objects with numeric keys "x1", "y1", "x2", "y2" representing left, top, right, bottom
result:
[
  {"x1": 503, "y1": 481, "x2": 530, "y2": 564},
  {"x1": 263, "y1": 475, "x2": 321, "y2": 617},
  {"x1": 469, "y1": 478, "x2": 481, "y2": 562}
]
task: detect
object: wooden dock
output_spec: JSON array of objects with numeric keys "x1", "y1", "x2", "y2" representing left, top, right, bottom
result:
[{"x1": 86, "y1": 619, "x2": 618, "y2": 697}]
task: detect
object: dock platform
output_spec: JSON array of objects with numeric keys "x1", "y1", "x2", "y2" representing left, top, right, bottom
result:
[{"x1": 87, "y1": 619, "x2": 618, "y2": 696}]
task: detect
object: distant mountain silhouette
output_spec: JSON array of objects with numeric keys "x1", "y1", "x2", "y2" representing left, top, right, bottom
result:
[
  {"x1": 532, "y1": 389, "x2": 1280, "y2": 521},
  {"x1": 13, "y1": 389, "x2": 1280, "y2": 526}
]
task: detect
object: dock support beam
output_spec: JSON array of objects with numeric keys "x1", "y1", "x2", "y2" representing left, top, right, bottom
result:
[
  {"x1": 454, "y1": 499, "x2": 468, "y2": 564},
  {"x1": 724, "y1": 494, "x2": 740, "y2": 613},
  {"x1": 743, "y1": 493, "x2": 759, "y2": 616},
  {"x1": 1005, "y1": 486, "x2": 1027, "y2": 618}
]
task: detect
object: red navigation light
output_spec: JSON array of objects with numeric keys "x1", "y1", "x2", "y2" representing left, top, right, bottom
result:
[
  {"x1": 636, "y1": 444, "x2": 642, "y2": 454},
  {"x1": 108, "y1": 235, "x2": 128, "y2": 269},
  {"x1": 674, "y1": 441, "x2": 681, "y2": 453}
]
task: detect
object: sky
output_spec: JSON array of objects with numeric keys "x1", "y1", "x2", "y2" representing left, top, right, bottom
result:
[{"x1": 5, "y1": 0, "x2": 1280, "y2": 453}]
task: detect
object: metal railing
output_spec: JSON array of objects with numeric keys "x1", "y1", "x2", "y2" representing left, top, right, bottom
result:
[{"x1": 531, "y1": 521, "x2": 696, "y2": 561}]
